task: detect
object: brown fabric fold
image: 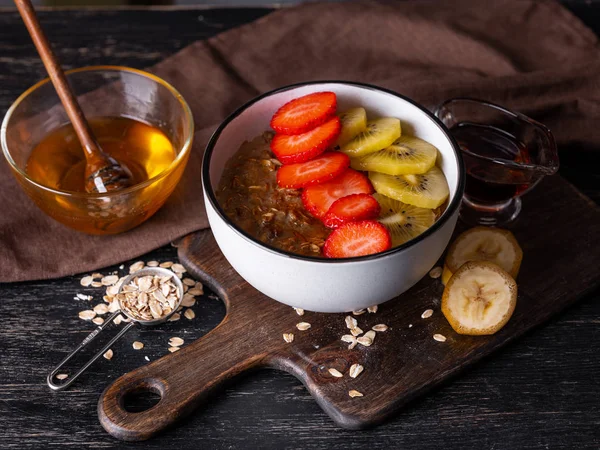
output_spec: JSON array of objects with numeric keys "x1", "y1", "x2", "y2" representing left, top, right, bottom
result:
[{"x1": 1, "y1": 0, "x2": 599, "y2": 282}]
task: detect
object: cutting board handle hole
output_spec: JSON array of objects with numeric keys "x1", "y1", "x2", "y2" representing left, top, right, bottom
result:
[{"x1": 121, "y1": 387, "x2": 162, "y2": 413}]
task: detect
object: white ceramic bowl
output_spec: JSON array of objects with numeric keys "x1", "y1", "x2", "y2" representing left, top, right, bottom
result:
[{"x1": 202, "y1": 82, "x2": 464, "y2": 312}]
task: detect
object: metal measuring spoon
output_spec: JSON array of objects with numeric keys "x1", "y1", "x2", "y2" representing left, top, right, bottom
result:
[{"x1": 47, "y1": 268, "x2": 184, "y2": 391}]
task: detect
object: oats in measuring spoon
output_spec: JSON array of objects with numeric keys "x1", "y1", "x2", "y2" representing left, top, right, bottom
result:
[{"x1": 117, "y1": 273, "x2": 180, "y2": 321}]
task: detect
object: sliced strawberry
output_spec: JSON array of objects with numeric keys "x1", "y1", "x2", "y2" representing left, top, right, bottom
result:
[
  {"x1": 271, "y1": 117, "x2": 340, "y2": 164},
  {"x1": 270, "y1": 91, "x2": 337, "y2": 135},
  {"x1": 322, "y1": 194, "x2": 381, "y2": 228},
  {"x1": 323, "y1": 220, "x2": 392, "y2": 258},
  {"x1": 276, "y1": 152, "x2": 350, "y2": 189},
  {"x1": 302, "y1": 169, "x2": 373, "y2": 219}
]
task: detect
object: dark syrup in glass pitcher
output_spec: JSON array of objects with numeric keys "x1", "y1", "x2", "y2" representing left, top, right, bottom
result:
[{"x1": 436, "y1": 99, "x2": 559, "y2": 226}]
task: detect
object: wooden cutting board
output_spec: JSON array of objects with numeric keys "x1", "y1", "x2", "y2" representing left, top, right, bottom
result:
[{"x1": 98, "y1": 175, "x2": 600, "y2": 442}]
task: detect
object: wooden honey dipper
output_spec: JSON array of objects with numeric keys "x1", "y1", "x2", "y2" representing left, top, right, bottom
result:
[{"x1": 14, "y1": 0, "x2": 133, "y2": 193}]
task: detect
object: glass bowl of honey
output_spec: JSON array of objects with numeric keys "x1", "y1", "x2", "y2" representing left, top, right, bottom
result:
[{"x1": 1, "y1": 66, "x2": 194, "y2": 234}]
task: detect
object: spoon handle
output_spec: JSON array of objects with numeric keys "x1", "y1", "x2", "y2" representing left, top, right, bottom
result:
[
  {"x1": 47, "y1": 312, "x2": 136, "y2": 391},
  {"x1": 14, "y1": 0, "x2": 101, "y2": 157}
]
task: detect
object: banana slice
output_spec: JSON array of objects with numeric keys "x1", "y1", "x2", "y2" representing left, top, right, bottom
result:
[
  {"x1": 336, "y1": 107, "x2": 367, "y2": 147},
  {"x1": 441, "y1": 264, "x2": 453, "y2": 285},
  {"x1": 442, "y1": 261, "x2": 517, "y2": 335},
  {"x1": 369, "y1": 166, "x2": 449, "y2": 209},
  {"x1": 445, "y1": 227, "x2": 522, "y2": 279},
  {"x1": 350, "y1": 135, "x2": 437, "y2": 175},
  {"x1": 375, "y1": 193, "x2": 435, "y2": 247},
  {"x1": 340, "y1": 117, "x2": 401, "y2": 157}
]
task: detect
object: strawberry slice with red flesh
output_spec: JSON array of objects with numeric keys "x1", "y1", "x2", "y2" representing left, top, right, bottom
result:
[
  {"x1": 302, "y1": 168, "x2": 373, "y2": 219},
  {"x1": 271, "y1": 116, "x2": 340, "y2": 164},
  {"x1": 276, "y1": 152, "x2": 350, "y2": 189},
  {"x1": 270, "y1": 91, "x2": 337, "y2": 135},
  {"x1": 324, "y1": 220, "x2": 392, "y2": 258},
  {"x1": 322, "y1": 194, "x2": 381, "y2": 228}
]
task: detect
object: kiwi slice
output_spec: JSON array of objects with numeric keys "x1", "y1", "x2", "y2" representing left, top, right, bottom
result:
[
  {"x1": 336, "y1": 107, "x2": 367, "y2": 147},
  {"x1": 369, "y1": 166, "x2": 449, "y2": 209},
  {"x1": 375, "y1": 193, "x2": 435, "y2": 247},
  {"x1": 339, "y1": 117, "x2": 401, "y2": 157},
  {"x1": 350, "y1": 135, "x2": 437, "y2": 175}
]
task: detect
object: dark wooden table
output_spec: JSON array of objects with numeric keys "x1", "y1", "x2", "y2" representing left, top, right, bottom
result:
[{"x1": 1, "y1": 3, "x2": 599, "y2": 449}]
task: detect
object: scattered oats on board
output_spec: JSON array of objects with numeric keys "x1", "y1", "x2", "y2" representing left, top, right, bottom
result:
[
  {"x1": 187, "y1": 287, "x2": 203, "y2": 296},
  {"x1": 76, "y1": 293, "x2": 91, "y2": 301},
  {"x1": 133, "y1": 341, "x2": 144, "y2": 350},
  {"x1": 296, "y1": 322, "x2": 311, "y2": 331},
  {"x1": 349, "y1": 363, "x2": 364, "y2": 379},
  {"x1": 328, "y1": 368, "x2": 343, "y2": 378},
  {"x1": 341, "y1": 335, "x2": 356, "y2": 343},
  {"x1": 103, "y1": 349, "x2": 113, "y2": 360},
  {"x1": 129, "y1": 261, "x2": 145, "y2": 273},
  {"x1": 169, "y1": 337, "x2": 184, "y2": 347},
  {"x1": 357, "y1": 330, "x2": 376, "y2": 347},
  {"x1": 367, "y1": 305, "x2": 378, "y2": 313},
  {"x1": 352, "y1": 309, "x2": 366, "y2": 316},
  {"x1": 183, "y1": 278, "x2": 196, "y2": 286},
  {"x1": 80, "y1": 275, "x2": 93, "y2": 287},
  {"x1": 113, "y1": 314, "x2": 124, "y2": 325},
  {"x1": 101, "y1": 275, "x2": 119, "y2": 286},
  {"x1": 181, "y1": 294, "x2": 196, "y2": 307},
  {"x1": 159, "y1": 261, "x2": 173, "y2": 269},
  {"x1": 349, "y1": 390, "x2": 363, "y2": 398},
  {"x1": 350, "y1": 327, "x2": 363, "y2": 337},
  {"x1": 147, "y1": 261, "x2": 159, "y2": 267},
  {"x1": 91, "y1": 281, "x2": 103, "y2": 288},
  {"x1": 106, "y1": 284, "x2": 119, "y2": 296},
  {"x1": 345, "y1": 316, "x2": 357, "y2": 329},
  {"x1": 56, "y1": 373, "x2": 68, "y2": 380},
  {"x1": 168, "y1": 347, "x2": 180, "y2": 353},
  {"x1": 168, "y1": 312, "x2": 181, "y2": 322},
  {"x1": 429, "y1": 266, "x2": 443, "y2": 279},
  {"x1": 294, "y1": 307, "x2": 304, "y2": 316},
  {"x1": 78, "y1": 310, "x2": 96, "y2": 321},
  {"x1": 144, "y1": 356, "x2": 150, "y2": 361},
  {"x1": 184, "y1": 309, "x2": 195, "y2": 320},
  {"x1": 171, "y1": 263, "x2": 186, "y2": 274},
  {"x1": 341, "y1": 334, "x2": 358, "y2": 350},
  {"x1": 364, "y1": 330, "x2": 376, "y2": 340},
  {"x1": 433, "y1": 334, "x2": 447, "y2": 342},
  {"x1": 119, "y1": 264, "x2": 124, "y2": 270},
  {"x1": 421, "y1": 309, "x2": 434, "y2": 319},
  {"x1": 93, "y1": 303, "x2": 108, "y2": 315},
  {"x1": 92, "y1": 317, "x2": 104, "y2": 325},
  {"x1": 108, "y1": 299, "x2": 120, "y2": 313},
  {"x1": 283, "y1": 333, "x2": 294, "y2": 343},
  {"x1": 372, "y1": 324, "x2": 388, "y2": 332}
]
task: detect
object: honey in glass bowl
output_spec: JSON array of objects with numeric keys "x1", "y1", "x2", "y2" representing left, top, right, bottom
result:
[
  {"x1": 26, "y1": 117, "x2": 175, "y2": 193},
  {"x1": 1, "y1": 66, "x2": 194, "y2": 235}
]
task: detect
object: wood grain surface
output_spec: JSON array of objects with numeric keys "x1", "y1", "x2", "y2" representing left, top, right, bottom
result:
[
  {"x1": 95, "y1": 171, "x2": 600, "y2": 441},
  {"x1": 1, "y1": 4, "x2": 600, "y2": 450}
]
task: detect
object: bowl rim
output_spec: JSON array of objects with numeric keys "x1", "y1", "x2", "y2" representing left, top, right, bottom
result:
[
  {"x1": 203, "y1": 80, "x2": 465, "y2": 264},
  {"x1": 1, "y1": 65, "x2": 194, "y2": 198}
]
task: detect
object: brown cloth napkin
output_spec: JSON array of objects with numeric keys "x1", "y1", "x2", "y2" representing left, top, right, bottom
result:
[{"x1": 2, "y1": 0, "x2": 599, "y2": 282}]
